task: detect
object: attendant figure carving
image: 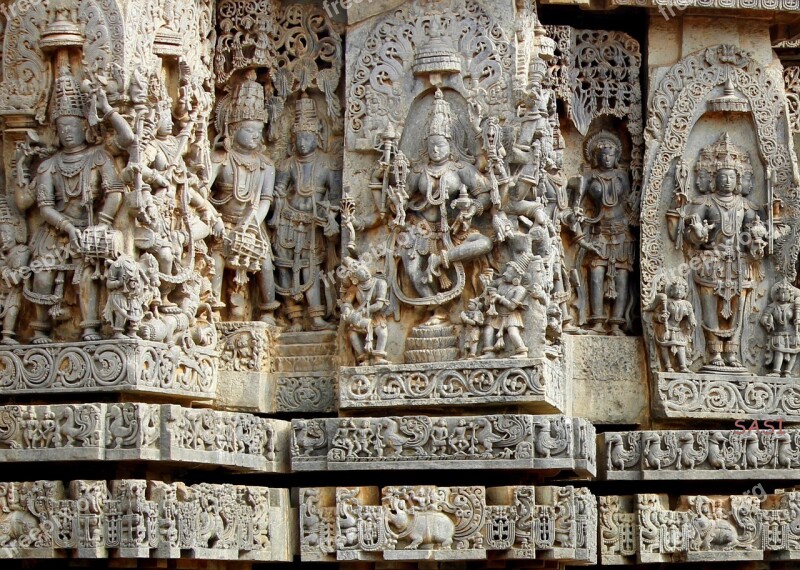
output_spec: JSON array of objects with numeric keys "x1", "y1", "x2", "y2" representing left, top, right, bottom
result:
[
  {"x1": 272, "y1": 94, "x2": 340, "y2": 332},
  {"x1": 760, "y1": 280, "x2": 800, "y2": 377},
  {"x1": 574, "y1": 131, "x2": 634, "y2": 336}
]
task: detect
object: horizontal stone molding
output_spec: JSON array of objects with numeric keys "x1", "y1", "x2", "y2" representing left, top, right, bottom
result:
[
  {"x1": 610, "y1": 0, "x2": 800, "y2": 11},
  {"x1": 338, "y1": 357, "x2": 565, "y2": 413},
  {"x1": 655, "y1": 372, "x2": 800, "y2": 421},
  {"x1": 0, "y1": 403, "x2": 290, "y2": 473},
  {"x1": 601, "y1": 429, "x2": 800, "y2": 480},
  {"x1": 292, "y1": 415, "x2": 595, "y2": 477},
  {"x1": 0, "y1": 340, "x2": 217, "y2": 400},
  {"x1": 300, "y1": 484, "x2": 596, "y2": 564},
  {"x1": 600, "y1": 489, "x2": 800, "y2": 565},
  {"x1": 0, "y1": 479, "x2": 294, "y2": 561}
]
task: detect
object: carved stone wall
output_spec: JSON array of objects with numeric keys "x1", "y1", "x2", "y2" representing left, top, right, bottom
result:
[{"x1": 0, "y1": 0, "x2": 798, "y2": 569}]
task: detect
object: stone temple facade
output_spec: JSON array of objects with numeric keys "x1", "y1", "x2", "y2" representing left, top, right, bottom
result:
[{"x1": 1, "y1": 0, "x2": 800, "y2": 568}]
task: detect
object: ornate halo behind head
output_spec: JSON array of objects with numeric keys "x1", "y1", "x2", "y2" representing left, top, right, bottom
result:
[{"x1": 583, "y1": 130, "x2": 623, "y2": 167}]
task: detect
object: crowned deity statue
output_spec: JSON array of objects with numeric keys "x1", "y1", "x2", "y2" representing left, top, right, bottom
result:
[
  {"x1": 96, "y1": 75, "x2": 223, "y2": 312},
  {"x1": 506, "y1": 57, "x2": 558, "y2": 221},
  {"x1": 271, "y1": 93, "x2": 340, "y2": 332},
  {"x1": 25, "y1": 67, "x2": 125, "y2": 343},
  {"x1": 682, "y1": 133, "x2": 766, "y2": 370},
  {"x1": 389, "y1": 88, "x2": 493, "y2": 326},
  {"x1": 574, "y1": 130, "x2": 635, "y2": 336},
  {"x1": 208, "y1": 71, "x2": 278, "y2": 323}
]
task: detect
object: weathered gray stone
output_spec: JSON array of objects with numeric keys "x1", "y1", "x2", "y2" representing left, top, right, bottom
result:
[{"x1": 566, "y1": 335, "x2": 649, "y2": 424}]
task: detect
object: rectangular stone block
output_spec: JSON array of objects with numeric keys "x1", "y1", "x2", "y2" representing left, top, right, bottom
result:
[
  {"x1": 0, "y1": 403, "x2": 290, "y2": 473},
  {"x1": 0, "y1": 478, "x2": 295, "y2": 561},
  {"x1": 654, "y1": 372, "x2": 800, "y2": 421},
  {"x1": 566, "y1": 335, "x2": 648, "y2": 424},
  {"x1": 338, "y1": 357, "x2": 566, "y2": 413},
  {"x1": 599, "y1": 489, "x2": 800, "y2": 564},
  {"x1": 291, "y1": 415, "x2": 595, "y2": 478},
  {"x1": 0, "y1": 340, "x2": 216, "y2": 401},
  {"x1": 601, "y1": 428, "x2": 800, "y2": 480},
  {"x1": 300, "y1": 484, "x2": 596, "y2": 564}
]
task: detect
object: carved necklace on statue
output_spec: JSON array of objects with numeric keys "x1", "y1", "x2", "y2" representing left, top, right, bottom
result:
[
  {"x1": 294, "y1": 154, "x2": 318, "y2": 198},
  {"x1": 56, "y1": 146, "x2": 90, "y2": 179},
  {"x1": 593, "y1": 170, "x2": 622, "y2": 207},
  {"x1": 57, "y1": 147, "x2": 91, "y2": 200},
  {"x1": 230, "y1": 150, "x2": 262, "y2": 204},
  {"x1": 710, "y1": 193, "x2": 741, "y2": 237},
  {"x1": 423, "y1": 162, "x2": 452, "y2": 207}
]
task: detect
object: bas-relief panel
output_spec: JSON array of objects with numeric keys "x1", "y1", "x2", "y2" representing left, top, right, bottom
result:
[{"x1": 9, "y1": 1, "x2": 800, "y2": 568}]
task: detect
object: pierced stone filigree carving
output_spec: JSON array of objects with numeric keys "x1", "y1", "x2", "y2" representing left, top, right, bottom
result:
[{"x1": 599, "y1": 489, "x2": 800, "y2": 564}]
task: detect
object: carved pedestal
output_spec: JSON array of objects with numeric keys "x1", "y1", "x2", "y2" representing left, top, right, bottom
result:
[
  {"x1": 275, "y1": 330, "x2": 337, "y2": 413},
  {"x1": 215, "y1": 322, "x2": 274, "y2": 412},
  {"x1": 338, "y1": 357, "x2": 566, "y2": 413},
  {"x1": 0, "y1": 340, "x2": 217, "y2": 401}
]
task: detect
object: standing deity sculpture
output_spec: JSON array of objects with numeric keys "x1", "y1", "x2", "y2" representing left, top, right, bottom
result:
[
  {"x1": 209, "y1": 71, "x2": 278, "y2": 323},
  {"x1": 574, "y1": 131, "x2": 635, "y2": 336},
  {"x1": 24, "y1": 67, "x2": 124, "y2": 343},
  {"x1": 679, "y1": 133, "x2": 766, "y2": 371},
  {"x1": 95, "y1": 74, "x2": 223, "y2": 313},
  {"x1": 388, "y1": 89, "x2": 493, "y2": 327},
  {"x1": 272, "y1": 94, "x2": 340, "y2": 332}
]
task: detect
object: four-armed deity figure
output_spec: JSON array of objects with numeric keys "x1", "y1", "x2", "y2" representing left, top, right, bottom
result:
[
  {"x1": 575, "y1": 131, "x2": 634, "y2": 336},
  {"x1": 683, "y1": 133, "x2": 766, "y2": 370},
  {"x1": 390, "y1": 88, "x2": 493, "y2": 325},
  {"x1": 27, "y1": 67, "x2": 124, "y2": 343},
  {"x1": 209, "y1": 71, "x2": 278, "y2": 323},
  {"x1": 272, "y1": 94, "x2": 340, "y2": 332}
]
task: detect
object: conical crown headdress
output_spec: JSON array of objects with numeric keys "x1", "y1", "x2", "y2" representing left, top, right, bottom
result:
[
  {"x1": 227, "y1": 70, "x2": 267, "y2": 124},
  {"x1": 51, "y1": 66, "x2": 86, "y2": 121},
  {"x1": 293, "y1": 92, "x2": 319, "y2": 134},
  {"x1": 427, "y1": 88, "x2": 453, "y2": 140},
  {"x1": 704, "y1": 132, "x2": 752, "y2": 175}
]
